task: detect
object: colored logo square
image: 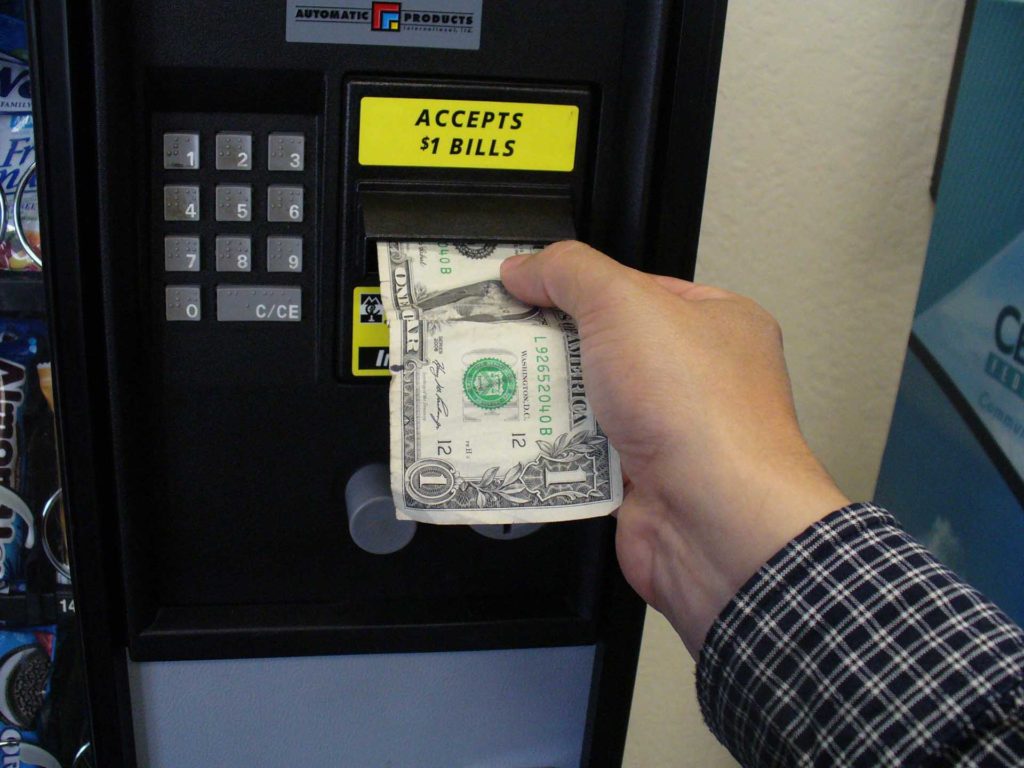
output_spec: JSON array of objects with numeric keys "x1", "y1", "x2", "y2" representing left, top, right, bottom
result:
[{"x1": 371, "y1": 2, "x2": 401, "y2": 31}]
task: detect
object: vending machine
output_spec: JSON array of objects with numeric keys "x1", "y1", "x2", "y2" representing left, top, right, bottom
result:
[{"x1": 26, "y1": 1, "x2": 726, "y2": 765}]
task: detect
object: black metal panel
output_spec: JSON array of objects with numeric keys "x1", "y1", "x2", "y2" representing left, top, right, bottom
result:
[{"x1": 27, "y1": 0, "x2": 136, "y2": 764}]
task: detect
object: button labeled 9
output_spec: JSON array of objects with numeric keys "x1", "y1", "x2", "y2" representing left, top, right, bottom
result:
[{"x1": 267, "y1": 236, "x2": 303, "y2": 273}]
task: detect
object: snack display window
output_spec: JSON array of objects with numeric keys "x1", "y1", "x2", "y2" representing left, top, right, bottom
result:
[{"x1": 0, "y1": 3, "x2": 94, "y2": 766}]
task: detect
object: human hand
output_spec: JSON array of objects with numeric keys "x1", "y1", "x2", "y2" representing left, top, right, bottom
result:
[{"x1": 501, "y1": 241, "x2": 849, "y2": 656}]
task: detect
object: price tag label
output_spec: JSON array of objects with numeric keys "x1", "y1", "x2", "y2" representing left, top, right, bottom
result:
[{"x1": 358, "y1": 97, "x2": 578, "y2": 172}]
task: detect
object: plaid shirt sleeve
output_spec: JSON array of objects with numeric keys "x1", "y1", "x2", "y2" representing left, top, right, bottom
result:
[{"x1": 696, "y1": 503, "x2": 1024, "y2": 766}]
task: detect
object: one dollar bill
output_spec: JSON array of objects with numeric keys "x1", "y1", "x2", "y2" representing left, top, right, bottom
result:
[{"x1": 377, "y1": 241, "x2": 623, "y2": 524}]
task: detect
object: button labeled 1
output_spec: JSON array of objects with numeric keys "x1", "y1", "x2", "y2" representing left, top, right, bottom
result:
[{"x1": 163, "y1": 133, "x2": 199, "y2": 169}]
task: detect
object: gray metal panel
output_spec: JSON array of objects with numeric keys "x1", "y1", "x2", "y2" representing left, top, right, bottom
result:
[{"x1": 129, "y1": 645, "x2": 594, "y2": 767}]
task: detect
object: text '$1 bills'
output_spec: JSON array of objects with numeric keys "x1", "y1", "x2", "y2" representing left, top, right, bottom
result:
[{"x1": 377, "y1": 241, "x2": 623, "y2": 524}]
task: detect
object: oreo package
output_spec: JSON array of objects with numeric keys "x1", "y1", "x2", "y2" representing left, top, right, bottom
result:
[
  {"x1": 0, "y1": 626, "x2": 53, "y2": 737},
  {"x1": 0, "y1": 320, "x2": 44, "y2": 594}
]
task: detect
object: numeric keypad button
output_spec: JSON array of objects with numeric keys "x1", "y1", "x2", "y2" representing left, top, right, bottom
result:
[
  {"x1": 216, "y1": 132, "x2": 253, "y2": 170},
  {"x1": 164, "y1": 185, "x2": 200, "y2": 221},
  {"x1": 267, "y1": 236, "x2": 303, "y2": 272},
  {"x1": 216, "y1": 184, "x2": 252, "y2": 222},
  {"x1": 163, "y1": 132, "x2": 199, "y2": 170},
  {"x1": 217, "y1": 286, "x2": 302, "y2": 322},
  {"x1": 268, "y1": 133, "x2": 305, "y2": 171},
  {"x1": 166, "y1": 285, "x2": 201, "y2": 321},
  {"x1": 165, "y1": 235, "x2": 201, "y2": 272},
  {"x1": 216, "y1": 235, "x2": 252, "y2": 272},
  {"x1": 267, "y1": 185, "x2": 303, "y2": 223}
]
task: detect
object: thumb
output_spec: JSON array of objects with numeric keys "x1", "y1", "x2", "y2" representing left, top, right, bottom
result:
[{"x1": 500, "y1": 240, "x2": 635, "y2": 320}]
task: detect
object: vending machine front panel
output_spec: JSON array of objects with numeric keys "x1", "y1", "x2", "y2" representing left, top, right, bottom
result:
[{"x1": 29, "y1": 1, "x2": 726, "y2": 765}]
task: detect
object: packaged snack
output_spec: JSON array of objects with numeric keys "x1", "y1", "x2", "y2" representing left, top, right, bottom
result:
[
  {"x1": 0, "y1": 626, "x2": 53, "y2": 735},
  {"x1": 0, "y1": 321, "x2": 44, "y2": 593},
  {"x1": 0, "y1": 52, "x2": 28, "y2": 114},
  {"x1": 0, "y1": 8, "x2": 26, "y2": 66},
  {"x1": 0, "y1": 624, "x2": 60, "y2": 767},
  {"x1": 0, "y1": 739, "x2": 62, "y2": 768},
  {"x1": 0, "y1": 48, "x2": 37, "y2": 272}
]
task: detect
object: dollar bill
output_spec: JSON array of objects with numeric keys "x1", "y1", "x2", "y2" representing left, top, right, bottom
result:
[{"x1": 377, "y1": 241, "x2": 623, "y2": 524}]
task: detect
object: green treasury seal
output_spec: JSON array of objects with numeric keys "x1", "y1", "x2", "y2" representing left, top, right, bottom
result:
[{"x1": 463, "y1": 358, "x2": 516, "y2": 409}]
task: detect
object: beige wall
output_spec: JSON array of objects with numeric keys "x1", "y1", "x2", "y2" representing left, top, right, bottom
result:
[{"x1": 623, "y1": 2, "x2": 964, "y2": 765}]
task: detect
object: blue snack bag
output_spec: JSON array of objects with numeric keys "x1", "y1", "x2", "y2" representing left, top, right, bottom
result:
[{"x1": 0, "y1": 320, "x2": 43, "y2": 593}]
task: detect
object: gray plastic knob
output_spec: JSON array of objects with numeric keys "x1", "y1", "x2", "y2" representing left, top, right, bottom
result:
[{"x1": 345, "y1": 464, "x2": 417, "y2": 555}]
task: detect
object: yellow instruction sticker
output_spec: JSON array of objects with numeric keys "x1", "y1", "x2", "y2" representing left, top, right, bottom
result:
[
  {"x1": 352, "y1": 286, "x2": 390, "y2": 377},
  {"x1": 358, "y1": 97, "x2": 579, "y2": 172}
]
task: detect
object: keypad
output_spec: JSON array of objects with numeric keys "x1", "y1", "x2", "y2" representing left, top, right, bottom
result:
[{"x1": 156, "y1": 118, "x2": 313, "y2": 326}]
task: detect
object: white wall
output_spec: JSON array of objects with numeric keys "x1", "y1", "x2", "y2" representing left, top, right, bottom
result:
[{"x1": 623, "y1": 2, "x2": 964, "y2": 765}]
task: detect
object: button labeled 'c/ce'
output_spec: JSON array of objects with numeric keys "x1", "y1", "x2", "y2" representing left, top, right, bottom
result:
[{"x1": 216, "y1": 286, "x2": 302, "y2": 322}]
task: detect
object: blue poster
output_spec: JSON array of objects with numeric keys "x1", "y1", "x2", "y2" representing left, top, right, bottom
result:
[{"x1": 876, "y1": 0, "x2": 1024, "y2": 625}]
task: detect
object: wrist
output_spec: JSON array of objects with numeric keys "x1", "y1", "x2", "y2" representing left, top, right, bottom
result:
[{"x1": 638, "y1": 444, "x2": 849, "y2": 656}]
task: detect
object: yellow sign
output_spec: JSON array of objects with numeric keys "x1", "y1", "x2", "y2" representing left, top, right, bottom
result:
[
  {"x1": 358, "y1": 97, "x2": 579, "y2": 172},
  {"x1": 351, "y1": 286, "x2": 390, "y2": 377}
]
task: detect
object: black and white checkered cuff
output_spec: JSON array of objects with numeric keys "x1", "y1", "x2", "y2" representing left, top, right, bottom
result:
[{"x1": 696, "y1": 502, "x2": 1024, "y2": 766}]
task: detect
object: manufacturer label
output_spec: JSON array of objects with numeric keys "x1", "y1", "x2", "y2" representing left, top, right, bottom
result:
[
  {"x1": 286, "y1": 0, "x2": 482, "y2": 50},
  {"x1": 352, "y1": 286, "x2": 390, "y2": 376},
  {"x1": 359, "y1": 97, "x2": 578, "y2": 172}
]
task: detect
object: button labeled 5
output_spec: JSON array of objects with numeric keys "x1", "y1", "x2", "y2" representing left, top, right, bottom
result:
[{"x1": 216, "y1": 185, "x2": 252, "y2": 222}]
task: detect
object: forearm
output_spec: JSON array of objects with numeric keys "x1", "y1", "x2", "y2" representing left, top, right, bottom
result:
[{"x1": 696, "y1": 504, "x2": 1024, "y2": 766}]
